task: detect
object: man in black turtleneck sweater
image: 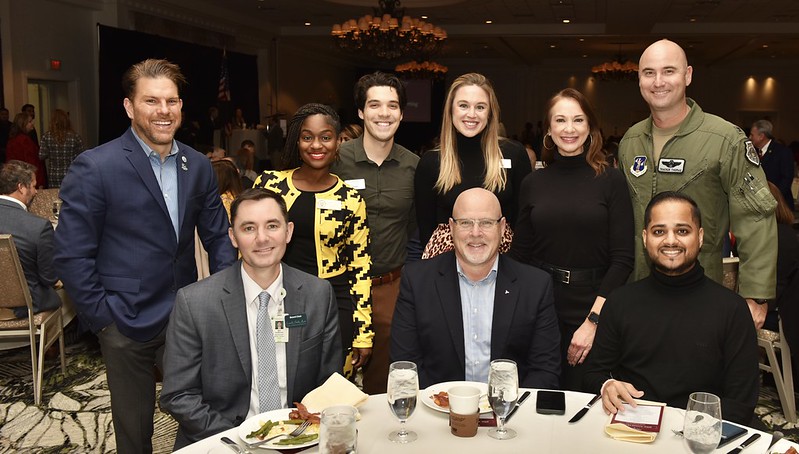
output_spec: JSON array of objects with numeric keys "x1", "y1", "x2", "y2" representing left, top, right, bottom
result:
[{"x1": 583, "y1": 192, "x2": 759, "y2": 425}]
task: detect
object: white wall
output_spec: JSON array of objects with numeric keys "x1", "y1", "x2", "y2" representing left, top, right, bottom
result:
[{"x1": 0, "y1": 0, "x2": 116, "y2": 148}]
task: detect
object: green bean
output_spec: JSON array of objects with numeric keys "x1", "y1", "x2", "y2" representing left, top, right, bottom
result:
[
  {"x1": 246, "y1": 419, "x2": 277, "y2": 439},
  {"x1": 274, "y1": 434, "x2": 319, "y2": 445}
]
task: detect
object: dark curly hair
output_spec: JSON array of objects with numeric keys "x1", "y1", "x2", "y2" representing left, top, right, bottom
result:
[{"x1": 281, "y1": 103, "x2": 341, "y2": 169}]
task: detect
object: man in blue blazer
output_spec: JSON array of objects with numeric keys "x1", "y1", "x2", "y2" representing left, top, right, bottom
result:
[
  {"x1": 54, "y1": 59, "x2": 236, "y2": 454},
  {"x1": 751, "y1": 119, "x2": 795, "y2": 208},
  {"x1": 390, "y1": 188, "x2": 560, "y2": 389},
  {"x1": 0, "y1": 160, "x2": 60, "y2": 319},
  {"x1": 160, "y1": 189, "x2": 342, "y2": 449}
]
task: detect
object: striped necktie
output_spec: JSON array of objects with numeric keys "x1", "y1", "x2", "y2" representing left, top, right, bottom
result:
[{"x1": 257, "y1": 291, "x2": 281, "y2": 412}]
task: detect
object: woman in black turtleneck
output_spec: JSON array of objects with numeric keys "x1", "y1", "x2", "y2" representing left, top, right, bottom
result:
[
  {"x1": 509, "y1": 88, "x2": 634, "y2": 391},
  {"x1": 414, "y1": 73, "x2": 531, "y2": 246}
]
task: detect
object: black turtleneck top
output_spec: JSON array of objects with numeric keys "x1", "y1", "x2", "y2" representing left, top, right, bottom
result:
[
  {"x1": 509, "y1": 151, "x2": 634, "y2": 324},
  {"x1": 414, "y1": 132, "x2": 532, "y2": 244},
  {"x1": 583, "y1": 263, "x2": 760, "y2": 425}
]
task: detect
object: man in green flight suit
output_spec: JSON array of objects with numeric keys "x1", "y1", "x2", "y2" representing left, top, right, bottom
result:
[{"x1": 618, "y1": 39, "x2": 777, "y2": 329}]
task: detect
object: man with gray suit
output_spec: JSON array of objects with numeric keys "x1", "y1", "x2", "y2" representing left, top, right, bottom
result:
[
  {"x1": 0, "y1": 160, "x2": 60, "y2": 319},
  {"x1": 160, "y1": 188, "x2": 342, "y2": 449}
]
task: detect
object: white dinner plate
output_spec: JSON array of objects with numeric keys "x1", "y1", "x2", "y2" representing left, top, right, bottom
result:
[
  {"x1": 421, "y1": 381, "x2": 491, "y2": 414},
  {"x1": 237, "y1": 408, "x2": 320, "y2": 450}
]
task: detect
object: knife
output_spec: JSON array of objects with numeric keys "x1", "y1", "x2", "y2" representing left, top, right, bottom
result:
[
  {"x1": 505, "y1": 391, "x2": 531, "y2": 422},
  {"x1": 726, "y1": 433, "x2": 760, "y2": 454},
  {"x1": 568, "y1": 394, "x2": 601, "y2": 423}
]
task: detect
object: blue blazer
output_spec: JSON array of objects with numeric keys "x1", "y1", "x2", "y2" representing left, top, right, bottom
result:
[
  {"x1": 761, "y1": 140, "x2": 795, "y2": 208},
  {"x1": 54, "y1": 128, "x2": 236, "y2": 341}
]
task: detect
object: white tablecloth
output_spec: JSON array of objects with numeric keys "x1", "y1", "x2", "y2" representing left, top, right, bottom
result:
[{"x1": 175, "y1": 389, "x2": 798, "y2": 453}]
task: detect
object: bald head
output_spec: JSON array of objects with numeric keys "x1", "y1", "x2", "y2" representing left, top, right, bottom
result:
[
  {"x1": 638, "y1": 39, "x2": 693, "y2": 125},
  {"x1": 639, "y1": 39, "x2": 688, "y2": 69},
  {"x1": 452, "y1": 188, "x2": 502, "y2": 219}
]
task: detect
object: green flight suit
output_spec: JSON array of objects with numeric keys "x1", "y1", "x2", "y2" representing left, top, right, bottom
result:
[{"x1": 618, "y1": 98, "x2": 777, "y2": 299}]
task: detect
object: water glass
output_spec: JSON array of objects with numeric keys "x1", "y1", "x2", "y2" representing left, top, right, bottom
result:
[
  {"x1": 387, "y1": 360, "x2": 418, "y2": 443},
  {"x1": 683, "y1": 392, "x2": 722, "y2": 453},
  {"x1": 319, "y1": 405, "x2": 357, "y2": 454},
  {"x1": 488, "y1": 359, "x2": 519, "y2": 440}
]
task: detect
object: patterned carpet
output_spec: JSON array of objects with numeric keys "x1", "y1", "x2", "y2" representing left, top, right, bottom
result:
[
  {"x1": 0, "y1": 333, "x2": 177, "y2": 453},
  {"x1": 0, "y1": 334, "x2": 797, "y2": 453}
]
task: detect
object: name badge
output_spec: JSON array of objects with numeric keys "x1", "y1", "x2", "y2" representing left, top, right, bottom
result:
[
  {"x1": 344, "y1": 178, "x2": 366, "y2": 190},
  {"x1": 285, "y1": 313, "x2": 308, "y2": 328},
  {"x1": 317, "y1": 199, "x2": 342, "y2": 210},
  {"x1": 501, "y1": 158, "x2": 512, "y2": 169},
  {"x1": 657, "y1": 158, "x2": 685, "y2": 174},
  {"x1": 272, "y1": 314, "x2": 288, "y2": 343}
]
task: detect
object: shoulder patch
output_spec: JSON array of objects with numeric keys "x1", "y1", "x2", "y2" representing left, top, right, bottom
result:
[{"x1": 744, "y1": 140, "x2": 760, "y2": 166}]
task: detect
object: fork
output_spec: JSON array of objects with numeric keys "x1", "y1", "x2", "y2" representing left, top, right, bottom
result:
[{"x1": 244, "y1": 420, "x2": 312, "y2": 448}]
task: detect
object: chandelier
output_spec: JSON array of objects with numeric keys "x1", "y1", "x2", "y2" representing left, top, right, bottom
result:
[
  {"x1": 591, "y1": 59, "x2": 639, "y2": 81},
  {"x1": 331, "y1": 0, "x2": 447, "y2": 60},
  {"x1": 395, "y1": 60, "x2": 448, "y2": 79}
]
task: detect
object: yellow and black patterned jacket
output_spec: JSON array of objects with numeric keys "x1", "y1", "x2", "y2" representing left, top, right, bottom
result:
[{"x1": 253, "y1": 169, "x2": 374, "y2": 348}]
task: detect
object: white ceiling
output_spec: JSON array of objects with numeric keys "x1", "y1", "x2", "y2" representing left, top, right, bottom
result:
[{"x1": 156, "y1": 0, "x2": 799, "y2": 66}]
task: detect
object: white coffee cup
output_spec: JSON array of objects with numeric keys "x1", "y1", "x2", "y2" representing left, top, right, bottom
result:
[{"x1": 448, "y1": 385, "x2": 481, "y2": 414}]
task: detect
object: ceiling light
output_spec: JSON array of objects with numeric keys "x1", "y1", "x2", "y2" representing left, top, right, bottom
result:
[
  {"x1": 562, "y1": 19, "x2": 570, "y2": 24},
  {"x1": 330, "y1": 0, "x2": 447, "y2": 60},
  {"x1": 395, "y1": 60, "x2": 448, "y2": 79},
  {"x1": 485, "y1": 20, "x2": 493, "y2": 24},
  {"x1": 591, "y1": 44, "x2": 638, "y2": 81}
]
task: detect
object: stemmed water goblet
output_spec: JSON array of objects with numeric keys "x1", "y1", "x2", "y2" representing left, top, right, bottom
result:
[
  {"x1": 682, "y1": 392, "x2": 722, "y2": 453},
  {"x1": 487, "y1": 359, "x2": 519, "y2": 440},
  {"x1": 387, "y1": 360, "x2": 418, "y2": 443}
]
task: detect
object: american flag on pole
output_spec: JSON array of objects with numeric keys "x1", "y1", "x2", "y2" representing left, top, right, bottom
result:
[{"x1": 218, "y1": 49, "x2": 231, "y2": 101}]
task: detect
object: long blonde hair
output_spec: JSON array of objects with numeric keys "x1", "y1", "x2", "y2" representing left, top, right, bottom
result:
[{"x1": 435, "y1": 73, "x2": 506, "y2": 194}]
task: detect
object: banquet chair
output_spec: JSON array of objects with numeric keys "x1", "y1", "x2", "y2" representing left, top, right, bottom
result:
[
  {"x1": 758, "y1": 320, "x2": 797, "y2": 423},
  {"x1": 0, "y1": 234, "x2": 66, "y2": 405},
  {"x1": 28, "y1": 188, "x2": 60, "y2": 222}
]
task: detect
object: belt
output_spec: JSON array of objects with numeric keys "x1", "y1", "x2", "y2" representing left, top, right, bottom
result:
[
  {"x1": 533, "y1": 261, "x2": 606, "y2": 285},
  {"x1": 371, "y1": 267, "x2": 402, "y2": 286}
]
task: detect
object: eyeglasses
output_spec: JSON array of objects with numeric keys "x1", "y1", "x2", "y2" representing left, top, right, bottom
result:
[{"x1": 451, "y1": 218, "x2": 503, "y2": 231}]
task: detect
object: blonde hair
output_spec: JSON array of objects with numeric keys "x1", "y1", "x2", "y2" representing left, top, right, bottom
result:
[{"x1": 435, "y1": 73, "x2": 506, "y2": 194}]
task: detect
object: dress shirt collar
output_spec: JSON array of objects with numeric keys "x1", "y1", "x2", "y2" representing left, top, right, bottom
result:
[
  {"x1": 130, "y1": 127, "x2": 178, "y2": 160},
  {"x1": 456, "y1": 255, "x2": 499, "y2": 285},
  {"x1": 242, "y1": 263, "x2": 285, "y2": 310},
  {"x1": 761, "y1": 139, "x2": 772, "y2": 154},
  {"x1": 351, "y1": 135, "x2": 400, "y2": 164},
  {"x1": 0, "y1": 195, "x2": 27, "y2": 210}
]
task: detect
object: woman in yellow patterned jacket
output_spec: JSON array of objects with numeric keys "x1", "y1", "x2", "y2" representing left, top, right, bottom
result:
[{"x1": 253, "y1": 103, "x2": 372, "y2": 379}]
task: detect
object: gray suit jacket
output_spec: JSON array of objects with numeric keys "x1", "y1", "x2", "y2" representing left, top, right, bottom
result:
[
  {"x1": 159, "y1": 262, "x2": 342, "y2": 449},
  {"x1": 0, "y1": 198, "x2": 61, "y2": 318}
]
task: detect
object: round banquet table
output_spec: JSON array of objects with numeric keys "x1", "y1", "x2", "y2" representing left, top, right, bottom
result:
[{"x1": 175, "y1": 389, "x2": 798, "y2": 453}]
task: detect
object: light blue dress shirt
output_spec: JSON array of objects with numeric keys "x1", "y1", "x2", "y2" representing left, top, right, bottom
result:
[
  {"x1": 457, "y1": 256, "x2": 499, "y2": 383},
  {"x1": 131, "y1": 128, "x2": 180, "y2": 239}
]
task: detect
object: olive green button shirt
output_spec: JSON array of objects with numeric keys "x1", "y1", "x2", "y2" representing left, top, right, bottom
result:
[{"x1": 332, "y1": 136, "x2": 419, "y2": 276}]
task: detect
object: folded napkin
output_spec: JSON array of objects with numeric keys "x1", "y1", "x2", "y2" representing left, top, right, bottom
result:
[
  {"x1": 301, "y1": 372, "x2": 369, "y2": 413},
  {"x1": 604, "y1": 400, "x2": 665, "y2": 443}
]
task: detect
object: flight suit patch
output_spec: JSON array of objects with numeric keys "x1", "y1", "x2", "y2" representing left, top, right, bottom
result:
[
  {"x1": 657, "y1": 158, "x2": 685, "y2": 173},
  {"x1": 744, "y1": 140, "x2": 760, "y2": 166},
  {"x1": 630, "y1": 155, "x2": 648, "y2": 177}
]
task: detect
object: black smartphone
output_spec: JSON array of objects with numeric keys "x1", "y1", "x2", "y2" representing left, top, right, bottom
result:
[
  {"x1": 535, "y1": 390, "x2": 566, "y2": 415},
  {"x1": 717, "y1": 421, "x2": 747, "y2": 448}
]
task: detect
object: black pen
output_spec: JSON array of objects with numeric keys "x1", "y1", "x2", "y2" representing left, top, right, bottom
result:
[{"x1": 505, "y1": 391, "x2": 531, "y2": 422}]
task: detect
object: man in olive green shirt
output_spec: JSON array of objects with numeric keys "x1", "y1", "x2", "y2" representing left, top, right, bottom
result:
[
  {"x1": 332, "y1": 71, "x2": 419, "y2": 393},
  {"x1": 618, "y1": 39, "x2": 777, "y2": 329}
]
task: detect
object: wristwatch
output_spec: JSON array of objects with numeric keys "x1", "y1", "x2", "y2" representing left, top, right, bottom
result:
[{"x1": 587, "y1": 311, "x2": 600, "y2": 325}]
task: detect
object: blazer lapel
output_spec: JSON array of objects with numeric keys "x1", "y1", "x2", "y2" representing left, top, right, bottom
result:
[
  {"x1": 435, "y1": 253, "x2": 466, "y2": 372},
  {"x1": 491, "y1": 256, "x2": 519, "y2": 359},
  {"x1": 282, "y1": 265, "x2": 303, "y2": 403},
  {"x1": 176, "y1": 145, "x2": 190, "y2": 233},
  {"x1": 122, "y1": 130, "x2": 172, "y2": 228},
  {"x1": 220, "y1": 264, "x2": 252, "y2": 378}
]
